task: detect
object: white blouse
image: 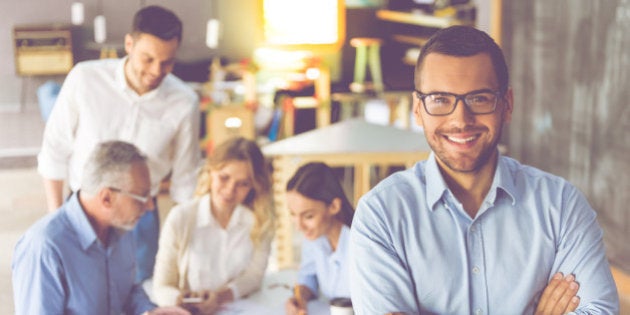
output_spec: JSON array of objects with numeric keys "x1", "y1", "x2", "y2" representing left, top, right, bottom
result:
[
  {"x1": 188, "y1": 197, "x2": 255, "y2": 293},
  {"x1": 153, "y1": 194, "x2": 272, "y2": 306}
]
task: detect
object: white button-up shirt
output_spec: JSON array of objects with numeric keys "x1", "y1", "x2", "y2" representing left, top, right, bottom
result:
[
  {"x1": 152, "y1": 194, "x2": 272, "y2": 306},
  {"x1": 37, "y1": 58, "x2": 200, "y2": 202},
  {"x1": 188, "y1": 198, "x2": 258, "y2": 297}
]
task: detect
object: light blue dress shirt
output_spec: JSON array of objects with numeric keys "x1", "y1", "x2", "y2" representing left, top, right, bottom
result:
[
  {"x1": 12, "y1": 193, "x2": 156, "y2": 315},
  {"x1": 298, "y1": 224, "x2": 351, "y2": 300},
  {"x1": 350, "y1": 153, "x2": 619, "y2": 315}
]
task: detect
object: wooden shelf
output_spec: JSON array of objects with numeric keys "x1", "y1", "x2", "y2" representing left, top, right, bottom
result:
[
  {"x1": 391, "y1": 34, "x2": 430, "y2": 47},
  {"x1": 376, "y1": 6, "x2": 476, "y2": 89},
  {"x1": 376, "y1": 9, "x2": 470, "y2": 29}
]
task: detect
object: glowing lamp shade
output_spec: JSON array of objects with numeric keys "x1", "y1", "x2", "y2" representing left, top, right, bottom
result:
[
  {"x1": 262, "y1": 0, "x2": 345, "y2": 51},
  {"x1": 224, "y1": 117, "x2": 243, "y2": 129}
]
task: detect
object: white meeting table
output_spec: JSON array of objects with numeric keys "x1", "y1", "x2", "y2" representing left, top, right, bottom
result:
[{"x1": 216, "y1": 269, "x2": 331, "y2": 315}]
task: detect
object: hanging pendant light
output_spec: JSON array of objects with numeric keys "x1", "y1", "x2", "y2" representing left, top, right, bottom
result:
[
  {"x1": 94, "y1": 15, "x2": 107, "y2": 43},
  {"x1": 93, "y1": 0, "x2": 106, "y2": 44},
  {"x1": 71, "y1": 2, "x2": 84, "y2": 25},
  {"x1": 206, "y1": 19, "x2": 220, "y2": 49}
]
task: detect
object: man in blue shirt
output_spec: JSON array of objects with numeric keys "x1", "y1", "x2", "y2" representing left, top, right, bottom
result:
[
  {"x1": 12, "y1": 141, "x2": 189, "y2": 315},
  {"x1": 349, "y1": 26, "x2": 619, "y2": 314}
]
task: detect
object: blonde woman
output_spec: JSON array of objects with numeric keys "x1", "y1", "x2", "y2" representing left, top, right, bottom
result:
[{"x1": 153, "y1": 137, "x2": 274, "y2": 314}]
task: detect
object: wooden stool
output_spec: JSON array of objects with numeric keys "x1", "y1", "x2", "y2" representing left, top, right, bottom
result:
[
  {"x1": 99, "y1": 47, "x2": 118, "y2": 59},
  {"x1": 350, "y1": 37, "x2": 384, "y2": 93}
]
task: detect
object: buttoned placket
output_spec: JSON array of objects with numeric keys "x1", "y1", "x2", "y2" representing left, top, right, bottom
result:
[
  {"x1": 443, "y1": 196, "x2": 487, "y2": 314},
  {"x1": 327, "y1": 245, "x2": 342, "y2": 297},
  {"x1": 97, "y1": 241, "x2": 114, "y2": 315},
  {"x1": 467, "y1": 202, "x2": 492, "y2": 315},
  {"x1": 122, "y1": 90, "x2": 141, "y2": 143},
  {"x1": 217, "y1": 224, "x2": 229, "y2": 277}
]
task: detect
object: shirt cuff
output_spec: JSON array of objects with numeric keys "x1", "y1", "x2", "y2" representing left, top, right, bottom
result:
[
  {"x1": 297, "y1": 280, "x2": 318, "y2": 298},
  {"x1": 37, "y1": 154, "x2": 68, "y2": 180},
  {"x1": 228, "y1": 283, "x2": 240, "y2": 300}
]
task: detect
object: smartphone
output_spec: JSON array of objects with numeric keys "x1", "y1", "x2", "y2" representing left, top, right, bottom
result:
[{"x1": 182, "y1": 296, "x2": 203, "y2": 303}]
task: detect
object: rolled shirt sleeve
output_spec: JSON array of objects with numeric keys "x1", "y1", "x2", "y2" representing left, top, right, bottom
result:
[
  {"x1": 37, "y1": 65, "x2": 83, "y2": 180},
  {"x1": 550, "y1": 185, "x2": 619, "y2": 314}
]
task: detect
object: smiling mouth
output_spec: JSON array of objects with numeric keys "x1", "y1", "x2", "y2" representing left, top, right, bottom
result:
[{"x1": 446, "y1": 135, "x2": 478, "y2": 144}]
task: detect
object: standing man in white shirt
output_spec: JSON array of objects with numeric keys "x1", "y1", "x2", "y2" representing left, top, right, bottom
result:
[{"x1": 37, "y1": 5, "x2": 201, "y2": 283}]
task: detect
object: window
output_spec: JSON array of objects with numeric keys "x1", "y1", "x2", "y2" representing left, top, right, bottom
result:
[{"x1": 262, "y1": 0, "x2": 345, "y2": 51}]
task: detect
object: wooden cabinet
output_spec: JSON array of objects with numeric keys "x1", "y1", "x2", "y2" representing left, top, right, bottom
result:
[{"x1": 13, "y1": 24, "x2": 74, "y2": 76}]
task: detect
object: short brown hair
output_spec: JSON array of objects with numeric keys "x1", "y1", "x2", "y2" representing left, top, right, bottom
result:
[
  {"x1": 415, "y1": 25, "x2": 509, "y2": 94},
  {"x1": 131, "y1": 5, "x2": 182, "y2": 42}
]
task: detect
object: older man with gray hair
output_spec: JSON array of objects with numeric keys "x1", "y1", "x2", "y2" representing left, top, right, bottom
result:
[{"x1": 12, "y1": 140, "x2": 188, "y2": 315}]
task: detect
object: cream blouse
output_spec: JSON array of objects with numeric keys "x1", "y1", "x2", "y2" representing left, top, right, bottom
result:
[{"x1": 152, "y1": 194, "x2": 272, "y2": 306}]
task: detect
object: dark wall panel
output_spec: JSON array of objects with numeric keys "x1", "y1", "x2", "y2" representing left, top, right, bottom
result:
[{"x1": 505, "y1": 0, "x2": 630, "y2": 272}]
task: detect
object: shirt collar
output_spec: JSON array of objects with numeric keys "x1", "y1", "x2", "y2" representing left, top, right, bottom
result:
[
  {"x1": 64, "y1": 192, "x2": 99, "y2": 251},
  {"x1": 424, "y1": 152, "x2": 517, "y2": 210},
  {"x1": 115, "y1": 56, "x2": 160, "y2": 99},
  {"x1": 331, "y1": 224, "x2": 350, "y2": 262},
  {"x1": 489, "y1": 155, "x2": 517, "y2": 205},
  {"x1": 425, "y1": 152, "x2": 451, "y2": 211},
  {"x1": 316, "y1": 224, "x2": 350, "y2": 259},
  {"x1": 197, "y1": 194, "x2": 248, "y2": 229},
  {"x1": 115, "y1": 57, "x2": 129, "y2": 91}
]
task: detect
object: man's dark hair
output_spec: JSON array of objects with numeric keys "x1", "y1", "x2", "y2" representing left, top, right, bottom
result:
[
  {"x1": 414, "y1": 25, "x2": 509, "y2": 94},
  {"x1": 131, "y1": 5, "x2": 182, "y2": 42}
]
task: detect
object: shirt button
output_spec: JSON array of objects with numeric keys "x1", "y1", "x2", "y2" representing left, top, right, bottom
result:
[
  {"x1": 470, "y1": 224, "x2": 476, "y2": 232},
  {"x1": 472, "y1": 266, "x2": 481, "y2": 274},
  {"x1": 475, "y1": 308, "x2": 483, "y2": 315}
]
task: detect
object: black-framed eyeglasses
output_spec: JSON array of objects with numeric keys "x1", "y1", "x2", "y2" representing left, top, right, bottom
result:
[
  {"x1": 108, "y1": 187, "x2": 150, "y2": 204},
  {"x1": 415, "y1": 89, "x2": 502, "y2": 116}
]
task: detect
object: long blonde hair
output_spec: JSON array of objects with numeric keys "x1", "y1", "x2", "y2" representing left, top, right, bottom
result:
[{"x1": 195, "y1": 137, "x2": 274, "y2": 246}]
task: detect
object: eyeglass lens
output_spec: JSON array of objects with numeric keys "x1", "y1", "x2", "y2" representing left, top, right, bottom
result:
[{"x1": 422, "y1": 91, "x2": 498, "y2": 115}]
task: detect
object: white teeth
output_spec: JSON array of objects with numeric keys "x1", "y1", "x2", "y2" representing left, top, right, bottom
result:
[{"x1": 448, "y1": 136, "x2": 476, "y2": 144}]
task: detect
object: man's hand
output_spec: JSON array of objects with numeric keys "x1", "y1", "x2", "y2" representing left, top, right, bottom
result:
[{"x1": 535, "y1": 272, "x2": 580, "y2": 315}]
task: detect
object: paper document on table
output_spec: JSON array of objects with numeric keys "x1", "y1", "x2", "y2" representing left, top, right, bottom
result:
[
  {"x1": 215, "y1": 298, "x2": 279, "y2": 315},
  {"x1": 216, "y1": 298, "x2": 330, "y2": 315}
]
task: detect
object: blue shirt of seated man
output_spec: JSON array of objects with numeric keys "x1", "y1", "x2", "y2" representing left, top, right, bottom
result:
[{"x1": 12, "y1": 192, "x2": 156, "y2": 315}]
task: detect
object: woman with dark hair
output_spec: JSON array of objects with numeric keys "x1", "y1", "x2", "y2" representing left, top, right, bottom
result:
[
  {"x1": 284, "y1": 162, "x2": 354, "y2": 315},
  {"x1": 153, "y1": 137, "x2": 274, "y2": 314}
]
